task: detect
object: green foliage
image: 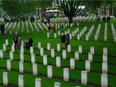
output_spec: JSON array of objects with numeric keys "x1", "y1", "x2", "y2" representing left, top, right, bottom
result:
[
  {"x1": 1, "y1": 0, "x2": 38, "y2": 17},
  {"x1": 56, "y1": 0, "x2": 83, "y2": 24}
]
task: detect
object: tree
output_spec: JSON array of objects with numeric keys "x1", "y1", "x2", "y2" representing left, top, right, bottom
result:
[
  {"x1": 56, "y1": 0, "x2": 83, "y2": 24},
  {"x1": 1, "y1": 0, "x2": 37, "y2": 18}
]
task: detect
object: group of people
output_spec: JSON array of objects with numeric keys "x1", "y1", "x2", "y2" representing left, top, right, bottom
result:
[
  {"x1": 61, "y1": 33, "x2": 70, "y2": 48},
  {"x1": 97, "y1": 16, "x2": 111, "y2": 22},
  {"x1": 14, "y1": 35, "x2": 21, "y2": 49},
  {"x1": 48, "y1": 24, "x2": 57, "y2": 36},
  {"x1": 14, "y1": 35, "x2": 33, "y2": 49},
  {"x1": 0, "y1": 23, "x2": 5, "y2": 34}
]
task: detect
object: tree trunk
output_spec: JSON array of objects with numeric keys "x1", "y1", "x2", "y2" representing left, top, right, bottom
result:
[{"x1": 68, "y1": 17, "x2": 73, "y2": 25}]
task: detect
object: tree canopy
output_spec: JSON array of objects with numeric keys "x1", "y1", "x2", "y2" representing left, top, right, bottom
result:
[{"x1": 56, "y1": 0, "x2": 83, "y2": 24}]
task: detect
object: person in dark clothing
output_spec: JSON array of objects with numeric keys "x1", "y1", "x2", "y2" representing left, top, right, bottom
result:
[
  {"x1": 61, "y1": 34, "x2": 66, "y2": 48},
  {"x1": 103, "y1": 16, "x2": 107, "y2": 22},
  {"x1": 26, "y1": 38, "x2": 33, "y2": 49},
  {"x1": 65, "y1": 33, "x2": 70, "y2": 48},
  {"x1": 53, "y1": 24, "x2": 56, "y2": 33},
  {"x1": 107, "y1": 16, "x2": 110, "y2": 22},
  {"x1": 1, "y1": 23, "x2": 5, "y2": 34},
  {"x1": 14, "y1": 35, "x2": 18, "y2": 49}
]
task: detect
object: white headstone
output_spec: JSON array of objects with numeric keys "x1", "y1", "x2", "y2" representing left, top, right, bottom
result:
[
  {"x1": 51, "y1": 49, "x2": 55, "y2": 58},
  {"x1": 70, "y1": 58, "x2": 75, "y2": 69},
  {"x1": 90, "y1": 46, "x2": 94, "y2": 54},
  {"x1": 102, "y1": 62, "x2": 107, "y2": 74},
  {"x1": 47, "y1": 65, "x2": 53, "y2": 78},
  {"x1": 54, "y1": 82, "x2": 61, "y2": 87},
  {"x1": 58, "y1": 31, "x2": 61, "y2": 36},
  {"x1": 7, "y1": 59, "x2": 11, "y2": 71},
  {"x1": 20, "y1": 46, "x2": 24, "y2": 53},
  {"x1": 67, "y1": 45, "x2": 71, "y2": 52},
  {"x1": 10, "y1": 51, "x2": 13, "y2": 60},
  {"x1": 88, "y1": 53, "x2": 93, "y2": 62},
  {"x1": 77, "y1": 35, "x2": 80, "y2": 40},
  {"x1": 103, "y1": 54, "x2": 108, "y2": 62},
  {"x1": 85, "y1": 60, "x2": 91, "y2": 72},
  {"x1": 40, "y1": 48, "x2": 44, "y2": 56},
  {"x1": 86, "y1": 35, "x2": 89, "y2": 41},
  {"x1": 3, "y1": 72, "x2": 8, "y2": 86},
  {"x1": 31, "y1": 54, "x2": 35, "y2": 63},
  {"x1": 103, "y1": 47, "x2": 108, "y2": 56},
  {"x1": 47, "y1": 43, "x2": 51, "y2": 50},
  {"x1": 78, "y1": 46, "x2": 82, "y2": 54},
  {"x1": 5, "y1": 39, "x2": 8, "y2": 46},
  {"x1": 38, "y1": 42, "x2": 41, "y2": 49},
  {"x1": 3, "y1": 44, "x2": 6, "y2": 52},
  {"x1": 57, "y1": 44, "x2": 60, "y2": 52},
  {"x1": 62, "y1": 50, "x2": 66, "y2": 59},
  {"x1": 18, "y1": 75, "x2": 24, "y2": 87},
  {"x1": 21, "y1": 41, "x2": 24, "y2": 47},
  {"x1": 63, "y1": 68, "x2": 69, "y2": 81},
  {"x1": 35, "y1": 78, "x2": 41, "y2": 87},
  {"x1": 81, "y1": 71, "x2": 87, "y2": 85},
  {"x1": 19, "y1": 61, "x2": 24, "y2": 73},
  {"x1": 20, "y1": 53, "x2": 24, "y2": 62},
  {"x1": 0, "y1": 50, "x2": 3, "y2": 59},
  {"x1": 77, "y1": 23, "x2": 79, "y2": 26},
  {"x1": 72, "y1": 32, "x2": 74, "y2": 37},
  {"x1": 43, "y1": 55, "x2": 47, "y2": 65},
  {"x1": 54, "y1": 33, "x2": 57, "y2": 38},
  {"x1": 101, "y1": 74, "x2": 108, "y2": 87},
  {"x1": 56, "y1": 56, "x2": 61, "y2": 67},
  {"x1": 30, "y1": 47, "x2": 34, "y2": 54},
  {"x1": 33, "y1": 63, "x2": 38, "y2": 75},
  {"x1": 11, "y1": 45, "x2": 15, "y2": 52},
  {"x1": 47, "y1": 32, "x2": 50, "y2": 38},
  {"x1": 69, "y1": 34, "x2": 72, "y2": 40},
  {"x1": 68, "y1": 29, "x2": 70, "y2": 33},
  {"x1": 75, "y1": 51, "x2": 79, "y2": 60}
]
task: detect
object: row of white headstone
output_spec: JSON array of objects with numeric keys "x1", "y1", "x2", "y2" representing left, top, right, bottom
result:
[
  {"x1": 86, "y1": 25, "x2": 94, "y2": 41},
  {"x1": 77, "y1": 26, "x2": 87, "y2": 40},
  {"x1": 4, "y1": 71, "x2": 83, "y2": 87},
  {"x1": 15, "y1": 22, "x2": 20, "y2": 35},
  {"x1": 111, "y1": 23, "x2": 116, "y2": 42},
  {"x1": 33, "y1": 22, "x2": 39, "y2": 32},
  {"x1": 2, "y1": 70, "x2": 108, "y2": 87},
  {"x1": 7, "y1": 23, "x2": 13, "y2": 32},
  {"x1": 94, "y1": 24, "x2": 101, "y2": 41},
  {"x1": 2, "y1": 72, "x2": 42, "y2": 87},
  {"x1": 104, "y1": 23, "x2": 107, "y2": 41},
  {"x1": 1, "y1": 43, "x2": 108, "y2": 75},
  {"x1": 5, "y1": 21, "x2": 47, "y2": 34}
]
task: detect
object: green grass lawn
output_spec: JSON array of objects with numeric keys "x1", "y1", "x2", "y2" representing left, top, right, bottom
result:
[{"x1": 0, "y1": 17, "x2": 116, "y2": 87}]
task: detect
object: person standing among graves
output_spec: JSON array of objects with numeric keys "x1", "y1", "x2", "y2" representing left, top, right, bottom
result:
[
  {"x1": 61, "y1": 23, "x2": 64, "y2": 33},
  {"x1": 65, "y1": 33, "x2": 70, "y2": 48},
  {"x1": 53, "y1": 24, "x2": 56, "y2": 33},
  {"x1": 18, "y1": 36, "x2": 21, "y2": 48},
  {"x1": 61, "y1": 33, "x2": 66, "y2": 48},
  {"x1": 49, "y1": 24, "x2": 52, "y2": 37},
  {"x1": 1, "y1": 23, "x2": 5, "y2": 34},
  {"x1": 26, "y1": 38, "x2": 33, "y2": 49},
  {"x1": 14, "y1": 35, "x2": 18, "y2": 49}
]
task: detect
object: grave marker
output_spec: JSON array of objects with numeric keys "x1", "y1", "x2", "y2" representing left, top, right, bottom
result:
[
  {"x1": 63, "y1": 68, "x2": 69, "y2": 81},
  {"x1": 18, "y1": 75, "x2": 24, "y2": 87},
  {"x1": 81, "y1": 71, "x2": 87, "y2": 85},
  {"x1": 47, "y1": 65, "x2": 53, "y2": 78},
  {"x1": 3, "y1": 72, "x2": 8, "y2": 86},
  {"x1": 56, "y1": 56, "x2": 61, "y2": 67},
  {"x1": 35, "y1": 78, "x2": 41, "y2": 87}
]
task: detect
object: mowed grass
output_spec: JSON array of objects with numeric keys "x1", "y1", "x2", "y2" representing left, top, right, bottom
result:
[{"x1": 0, "y1": 18, "x2": 116, "y2": 87}]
